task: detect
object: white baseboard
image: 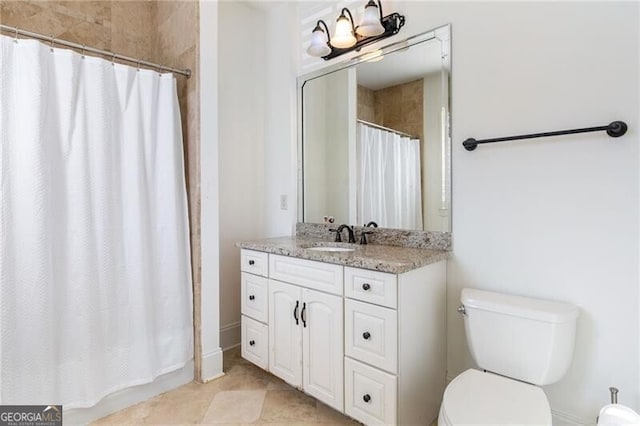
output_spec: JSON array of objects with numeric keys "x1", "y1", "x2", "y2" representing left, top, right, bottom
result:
[
  {"x1": 64, "y1": 361, "x2": 194, "y2": 425},
  {"x1": 201, "y1": 348, "x2": 224, "y2": 382},
  {"x1": 220, "y1": 321, "x2": 241, "y2": 350},
  {"x1": 551, "y1": 409, "x2": 592, "y2": 426}
]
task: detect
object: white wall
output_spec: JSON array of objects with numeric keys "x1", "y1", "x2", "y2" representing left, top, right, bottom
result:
[
  {"x1": 262, "y1": 2, "x2": 299, "y2": 237},
  {"x1": 217, "y1": 1, "x2": 267, "y2": 349},
  {"x1": 424, "y1": 4, "x2": 637, "y2": 424},
  {"x1": 407, "y1": 2, "x2": 638, "y2": 423},
  {"x1": 260, "y1": 1, "x2": 638, "y2": 423}
]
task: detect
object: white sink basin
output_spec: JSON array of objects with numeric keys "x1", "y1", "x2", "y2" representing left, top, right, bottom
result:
[{"x1": 306, "y1": 246, "x2": 355, "y2": 253}]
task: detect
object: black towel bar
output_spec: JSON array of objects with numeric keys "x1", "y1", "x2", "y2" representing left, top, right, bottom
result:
[{"x1": 463, "y1": 121, "x2": 628, "y2": 151}]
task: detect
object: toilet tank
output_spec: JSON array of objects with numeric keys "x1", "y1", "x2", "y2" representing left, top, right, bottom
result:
[{"x1": 461, "y1": 288, "x2": 579, "y2": 386}]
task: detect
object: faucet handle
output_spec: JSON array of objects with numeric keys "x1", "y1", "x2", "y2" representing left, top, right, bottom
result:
[
  {"x1": 359, "y1": 230, "x2": 374, "y2": 245},
  {"x1": 328, "y1": 228, "x2": 342, "y2": 242}
]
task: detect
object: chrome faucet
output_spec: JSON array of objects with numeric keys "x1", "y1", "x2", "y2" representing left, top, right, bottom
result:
[{"x1": 329, "y1": 224, "x2": 356, "y2": 243}]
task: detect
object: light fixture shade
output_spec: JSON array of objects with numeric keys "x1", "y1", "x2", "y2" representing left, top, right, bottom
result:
[
  {"x1": 357, "y1": 1, "x2": 385, "y2": 37},
  {"x1": 307, "y1": 27, "x2": 331, "y2": 57},
  {"x1": 331, "y1": 14, "x2": 357, "y2": 48}
]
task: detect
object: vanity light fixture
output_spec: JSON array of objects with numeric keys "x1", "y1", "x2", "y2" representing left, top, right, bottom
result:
[
  {"x1": 360, "y1": 49, "x2": 384, "y2": 62},
  {"x1": 306, "y1": 0, "x2": 405, "y2": 61}
]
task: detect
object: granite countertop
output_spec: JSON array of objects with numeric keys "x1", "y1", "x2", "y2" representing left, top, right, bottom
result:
[{"x1": 236, "y1": 236, "x2": 450, "y2": 274}]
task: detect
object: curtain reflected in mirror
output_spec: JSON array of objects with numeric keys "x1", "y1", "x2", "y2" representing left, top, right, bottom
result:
[
  {"x1": 300, "y1": 26, "x2": 451, "y2": 232},
  {"x1": 357, "y1": 122, "x2": 423, "y2": 229}
]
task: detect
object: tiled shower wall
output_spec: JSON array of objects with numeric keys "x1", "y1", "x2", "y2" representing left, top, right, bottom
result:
[
  {"x1": 357, "y1": 80, "x2": 425, "y2": 142},
  {"x1": 0, "y1": 0, "x2": 203, "y2": 380}
]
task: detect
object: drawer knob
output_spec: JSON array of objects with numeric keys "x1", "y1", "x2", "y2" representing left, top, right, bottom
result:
[
  {"x1": 363, "y1": 331, "x2": 371, "y2": 340},
  {"x1": 249, "y1": 340, "x2": 255, "y2": 346},
  {"x1": 363, "y1": 394, "x2": 371, "y2": 403},
  {"x1": 248, "y1": 260, "x2": 255, "y2": 265},
  {"x1": 362, "y1": 283, "x2": 371, "y2": 291},
  {"x1": 249, "y1": 295, "x2": 255, "y2": 301}
]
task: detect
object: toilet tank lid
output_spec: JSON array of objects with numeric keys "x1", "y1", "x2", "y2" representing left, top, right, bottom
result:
[{"x1": 461, "y1": 288, "x2": 579, "y2": 323}]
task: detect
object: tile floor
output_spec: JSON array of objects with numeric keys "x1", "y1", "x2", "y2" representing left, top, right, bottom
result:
[{"x1": 93, "y1": 347, "x2": 359, "y2": 425}]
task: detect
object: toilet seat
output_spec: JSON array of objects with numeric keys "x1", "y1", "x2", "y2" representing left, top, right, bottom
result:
[{"x1": 440, "y1": 369, "x2": 552, "y2": 425}]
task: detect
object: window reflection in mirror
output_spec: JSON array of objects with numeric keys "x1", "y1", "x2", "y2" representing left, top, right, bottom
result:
[{"x1": 301, "y1": 26, "x2": 451, "y2": 232}]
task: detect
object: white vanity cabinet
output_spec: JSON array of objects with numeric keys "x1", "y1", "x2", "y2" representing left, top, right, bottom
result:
[
  {"x1": 342, "y1": 263, "x2": 447, "y2": 425},
  {"x1": 239, "y1": 248, "x2": 447, "y2": 425},
  {"x1": 240, "y1": 250, "x2": 270, "y2": 370},
  {"x1": 268, "y1": 256, "x2": 344, "y2": 412}
]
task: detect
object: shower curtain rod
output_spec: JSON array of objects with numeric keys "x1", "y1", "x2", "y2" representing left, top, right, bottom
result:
[
  {"x1": 0, "y1": 24, "x2": 192, "y2": 78},
  {"x1": 357, "y1": 119, "x2": 418, "y2": 139}
]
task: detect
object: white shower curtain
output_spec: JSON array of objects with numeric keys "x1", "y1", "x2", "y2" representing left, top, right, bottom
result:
[
  {"x1": 0, "y1": 35, "x2": 193, "y2": 407},
  {"x1": 357, "y1": 123, "x2": 423, "y2": 229}
]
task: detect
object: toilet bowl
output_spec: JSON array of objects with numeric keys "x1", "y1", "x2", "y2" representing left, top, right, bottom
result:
[
  {"x1": 439, "y1": 288, "x2": 579, "y2": 425},
  {"x1": 439, "y1": 369, "x2": 551, "y2": 425}
]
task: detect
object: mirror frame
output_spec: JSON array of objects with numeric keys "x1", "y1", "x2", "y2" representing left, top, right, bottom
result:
[{"x1": 296, "y1": 24, "x2": 452, "y2": 231}]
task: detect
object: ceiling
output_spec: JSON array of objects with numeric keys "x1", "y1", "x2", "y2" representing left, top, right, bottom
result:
[{"x1": 357, "y1": 39, "x2": 443, "y2": 91}]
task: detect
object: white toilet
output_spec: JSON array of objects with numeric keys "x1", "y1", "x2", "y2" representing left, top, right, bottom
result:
[{"x1": 439, "y1": 288, "x2": 579, "y2": 425}]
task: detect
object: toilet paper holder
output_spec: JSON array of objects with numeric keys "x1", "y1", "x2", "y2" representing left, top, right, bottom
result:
[{"x1": 597, "y1": 386, "x2": 640, "y2": 425}]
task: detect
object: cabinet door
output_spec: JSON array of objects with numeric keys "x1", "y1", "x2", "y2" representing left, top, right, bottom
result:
[
  {"x1": 302, "y1": 288, "x2": 344, "y2": 412},
  {"x1": 269, "y1": 279, "x2": 302, "y2": 387}
]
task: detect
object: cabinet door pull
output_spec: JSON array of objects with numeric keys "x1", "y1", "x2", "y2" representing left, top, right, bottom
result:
[
  {"x1": 363, "y1": 394, "x2": 371, "y2": 403},
  {"x1": 248, "y1": 260, "x2": 255, "y2": 265},
  {"x1": 249, "y1": 295, "x2": 255, "y2": 301},
  {"x1": 301, "y1": 302, "x2": 307, "y2": 328},
  {"x1": 293, "y1": 300, "x2": 299, "y2": 325},
  {"x1": 362, "y1": 283, "x2": 371, "y2": 291},
  {"x1": 363, "y1": 331, "x2": 371, "y2": 340},
  {"x1": 249, "y1": 340, "x2": 255, "y2": 346}
]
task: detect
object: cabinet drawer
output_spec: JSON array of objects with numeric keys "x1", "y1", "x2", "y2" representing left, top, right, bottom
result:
[
  {"x1": 345, "y1": 267, "x2": 397, "y2": 309},
  {"x1": 345, "y1": 357, "x2": 397, "y2": 426},
  {"x1": 345, "y1": 299, "x2": 397, "y2": 373},
  {"x1": 241, "y1": 315, "x2": 268, "y2": 369},
  {"x1": 241, "y1": 249, "x2": 269, "y2": 277},
  {"x1": 269, "y1": 254, "x2": 343, "y2": 296},
  {"x1": 241, "y1": 272, "x2": 268, "y2": 323}
]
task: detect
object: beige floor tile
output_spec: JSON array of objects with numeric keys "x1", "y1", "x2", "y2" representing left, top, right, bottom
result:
[
  {"x1": 265, "y1": 375, "x2": 292, "y2": 392},
  {"x1": 259, "y1": 390, "x2": 318, "y2": 423},
  {"x1": 173, "y1": 378, "x2": 226, "y2": 397},
  {"x1": 94, "y1": 347, "x2": 357, "y2": 426},
  {"x1": 222, "y1": 346, "x2": 248, "y2": 371},
  {"x1": 92, "y1": 399, "x2": 153, "y2": 425},
  {"x1": 220, "y1": 358, "x2": 272, "y2": 391},
  {"x1": 251, "y1": 423, "x2": 315, "y2": 426},
  {"x1": 141, "y1": 386, "x2": 216, "y2": 424},
  {"x1": 314, "y1": 402, "x2": 359, "y2": 425},
  {"x1": 201, "y1": 390, "x2": 267, "y2": 424}
]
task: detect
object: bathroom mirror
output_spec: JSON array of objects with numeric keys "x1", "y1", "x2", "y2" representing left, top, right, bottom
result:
[{"x1": 298, "y1": 25, "x2": 451, "y2": 232}]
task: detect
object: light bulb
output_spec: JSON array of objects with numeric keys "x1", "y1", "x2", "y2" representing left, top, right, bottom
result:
[
  {"x1": 307, "y1": 25, "x2": 331, "y2": 57},
  {"x1": 357, "y1": 0, "x2": 385, "y2": 37},
  {"x1": 330, "y1": 13, "x2": 356, "y2": 48}
]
